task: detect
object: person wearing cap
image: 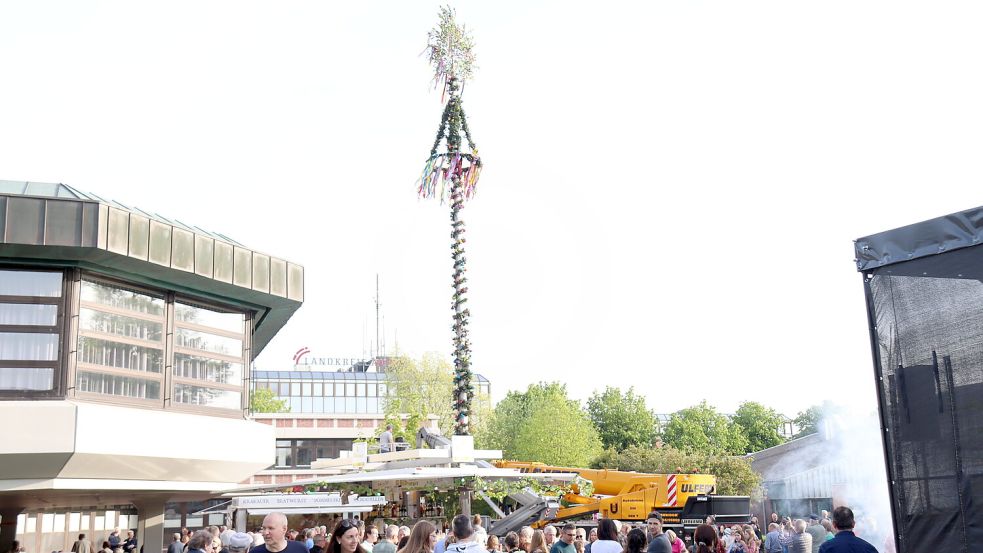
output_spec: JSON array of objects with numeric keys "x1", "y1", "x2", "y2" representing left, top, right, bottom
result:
[
  {"x1": 804, "y1": 516, "x2": 824, "y2": 553},
  {"x1": 229, "y1": 533, "x2": 254, "y2": 553}
]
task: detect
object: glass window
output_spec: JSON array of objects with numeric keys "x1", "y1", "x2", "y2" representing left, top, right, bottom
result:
[
  {"x1": 79, "y1": 308, "x2": 163, "y2": 342},
  {"x1": 77, "y1": 371, "x2": 161, "y2": 400},
  {"x1": 0, "y1": 332, "x2": 59, "y2": 360},
  {"x1": 290, "y1": 383, "x2": 301, "y2": 396},
  {"x1": 345, "y1": 398, "x2": 355, "y2": 412},
  {"x1": 301, "y1": 382, "x2": 311, "y2": 396},
  {"x1": 312, "y1": 383, "x2": 322, "y2": 396},
  {"x1": 302, "y1": 397, "x2": 312, "y2": 412},
  {"x1": 80, "y1": 280, "x2": 164, "y2": 316},
  {"x1": 173, "y1": 384, "x2": 240, "y2": 410},
  {"x1": 175, "y1": 328, "x2": 242, "y2": 357},
  {"x1": 356, "y1": 383, "x2": 365, "y2": 397},
  {"x1": 173, "y1": 353, "x2": 243, "y2": 386},
  {"x1": 0, "y1": 367, "x2": 54, "y2": 390},
  {"x1": 378, "y1": 383, "x2": 387, "y2": 396},
  {"x1": 0, "y1": 270, "x2": 61, "y2": 296},
  {"x1": 346, "y1": 382, "x2": 355, "y2": 397},
  {"x1": 78, "y1": 336, "x2": 163, "y2": 373},
  {"x1": 366, "y1": 383, "x2": 376, "y2": 397},
  {"x1": 0, "y1": 303, "x2": 58, "y2": 326},
  {"x1": 290, "y1": 397, "x2": 302, "y2": 412},
  {"x1": 367, "y1": 398, "x2": 379, "y2": 413},
  {"x1": 175, "y1": 302, "x2": 243, "y2": 333},
  {"x1": 356, "y1": 398, "x2": 366, "y2": 413},
  {"x1": 313, "y1": 397, "x2": 324, "y2": 412}
]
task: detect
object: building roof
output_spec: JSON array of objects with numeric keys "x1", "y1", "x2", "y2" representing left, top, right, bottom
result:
[
  {"x1": 746, "y1": 432, "x2": 827, "y2": 483},
  {"x1": 0, "y1": 179, "x2": 304, "y2": 357},
  {"x1": 855, "y1": 203, "x2": 983, "y2": 271}
]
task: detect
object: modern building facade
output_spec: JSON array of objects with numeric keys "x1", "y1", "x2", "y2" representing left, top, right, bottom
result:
[{"x1": 0, "y1": 181, "x2": 303, "y2": 553}]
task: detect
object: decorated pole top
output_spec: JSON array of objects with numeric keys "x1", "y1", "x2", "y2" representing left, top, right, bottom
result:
[{"x1": 427, "y1": 6, "x2": 477, "y2": 94}]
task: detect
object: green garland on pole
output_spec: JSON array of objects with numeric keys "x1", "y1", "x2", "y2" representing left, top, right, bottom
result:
[{"x1": 416, "y1": 6, "x2": 483, "y2": 436}]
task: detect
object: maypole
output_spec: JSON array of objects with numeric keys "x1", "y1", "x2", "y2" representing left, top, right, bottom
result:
[{"x1": 417, "y1": 6, "x2": 482, "y2": 436}]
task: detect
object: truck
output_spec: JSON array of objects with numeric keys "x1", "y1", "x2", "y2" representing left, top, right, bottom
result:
[{"x1": 488, "y1": 460, "x2": 751, "y2": 537}]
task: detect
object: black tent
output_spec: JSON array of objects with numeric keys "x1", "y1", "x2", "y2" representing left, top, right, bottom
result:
[{"x1": 856, "y1": 208, "x2": 983, "y2": 553}]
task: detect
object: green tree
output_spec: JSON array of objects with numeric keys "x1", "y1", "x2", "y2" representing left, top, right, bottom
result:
[
  {"x1": 250, "y1": 388, "x2": 289, "y2": 413},
  {"x1": 593, "y1": 445, "x2": 761, "y2": 497},
  {"x1": 586, "y1": 386, "x2": 658, "y2": 450},
  {"x1": 488, "y1": 382, "x2": 602, "y2": 467},
  {"x1": 662, "y1": 401, "x2": 748, "y2": 455},
  {"x1": 792, "y1": 404, "x2": 824, "y2": 439},
  {"x1": 732, "y1": 401, "x2": 787, "y2": 453}
]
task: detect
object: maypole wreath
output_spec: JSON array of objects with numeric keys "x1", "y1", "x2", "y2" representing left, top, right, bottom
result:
[{"x1": 416, "y1": 6, "x2": 482, "y2": 436}]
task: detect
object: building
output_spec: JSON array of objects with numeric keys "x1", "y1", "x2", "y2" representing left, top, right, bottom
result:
[
  {"x1": 0, "y1": 181, "x2": 303, "y2": 553},
  {"x1": 242, "y1": 364, "x2": 492, "y2": 486}
]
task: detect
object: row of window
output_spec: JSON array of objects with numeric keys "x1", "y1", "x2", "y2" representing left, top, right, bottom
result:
[
  {"x1": 274, "y1": 438, "x2": 354, "y2": 469},
  {"x1": 0, "y1": 269, "x2": 249, "y2": 412},
  {"x1": 255, "y1": 380, "x2": 491, "y2": 398}
]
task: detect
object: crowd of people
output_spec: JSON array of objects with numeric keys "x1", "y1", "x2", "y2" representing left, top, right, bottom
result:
[{"x1": 238, "y1": 505, "x2": 876, "y2": 553}]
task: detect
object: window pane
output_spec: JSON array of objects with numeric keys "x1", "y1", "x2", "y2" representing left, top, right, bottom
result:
[
  {"x1": 0, "y1": 367, "x2": 54, "y2": 390},
  {"x1": 290, "y1": 383, "x2": 300, "y2": 396},
  {"x1": 356, "y1": 383, "x2": 365, "y2": 397},
  {"x1": 79, "y1": 308, "x2": 163, "y2": 342},
  {"x1": 77, "y1": 371, "x2": 160, "y2": 399},
  {"x1": 173, "y1": 384, "x2": 240, "y2": 410},
  {"x1": 290, "y1": 397, "x2": 302, "y2": 412},
  {"x1": 313, "y1": 397, "x2": 324, "y2": 412},
  {"x1": 175, "y1": 302, "x2": 243, "y2": 333},
  {"x1": 0, "y1": 270, "x2": 61, "y2": 296},
  {"x1": 312, "y1": 383, "x2": 322, "y2": 396},
  {"x1": 302, "y1": 397, "x2": 312, "y2": 412},
  {"x1": 356, "y1": 398, "x2": 366, "y2": 413},
  {"x1": 295, "y1": 444, "x2": 313, "y2": 467},
  {"x1": 378, "y1": 383, "x2": 387, "y2": 396},
  {"x1": 346, "y1": 383, "x2": 355, "y2": 397},
  {"x1": 81, "y1": 280, "x2": 164, "y2": 316},
  {"x1": 345, "y1": 398, "x2": 355, "y2": 412},
  {"x1": 0, "y1": 332, "x2": 58, "y2": 360},
  {"x1": 0, "y1": 303, "x2": 58, "y2": 326},
  {"x1": 276, "y1": 446, "x2": 292, "y2": 468},
  {"x1": 173, "y1": 353, "x2": 243, "y2": 386},
  {"x1": 78, "y1": 336, "x2": 163, "y2": 373},
  {"x1": 301, "y1": 383, "x2": 311, "y2": 396},
  {"x1": 367, "y1": 398, "x2": 378, "y2": 413},
  {"x1": 175, "y1": 328, "x2": 242, "y2": 357}
]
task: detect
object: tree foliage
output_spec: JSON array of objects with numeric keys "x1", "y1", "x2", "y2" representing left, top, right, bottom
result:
[
  {"x1": 488, "y1": 382, "x2": 602, "y2": 467},
  {"x1": 662, "y1": 401, "x2": 748, "y2": 455},
  {"x1": 593, "y1": 445, "x2": 761, "y2": 498},
  {"x1": 250, "y1": 388, "x2": 289, "y2": 413},
  {"x1": 793, "y1": 404, "x2": 825, "y2": 439},
  {"x1": 732, "y1": 401, "x2": 787, "y2": 453},
  {"x1": 586, "y1": 386, "x2": 659, "y2": 450}
]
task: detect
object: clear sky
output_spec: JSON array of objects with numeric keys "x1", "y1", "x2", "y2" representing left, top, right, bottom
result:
[{"x1": 3, "y1": 1, "x2": 983, "y2": 418}]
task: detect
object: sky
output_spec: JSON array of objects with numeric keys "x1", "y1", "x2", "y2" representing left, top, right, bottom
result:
[{"x1": 3, "y1": 1, "x2": 983, "y2": 418}]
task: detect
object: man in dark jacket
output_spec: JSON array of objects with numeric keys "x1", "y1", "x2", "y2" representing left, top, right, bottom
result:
[{"x1": 818, "y1": 507, "x2": 877, "y2": 553}]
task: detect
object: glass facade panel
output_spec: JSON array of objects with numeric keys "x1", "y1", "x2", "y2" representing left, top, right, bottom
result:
[
  {"x1": 0, "y1": 270, "x2": 61, "y2": 296},
  {"x1": 356, "y1": 383, "x2": 365, "y2": 397},
  {"x1": 301, "y1": 382, "x2": 311, "y2": 396},
  {"x1": 173, "y1": 384, "x2": 240, "y2": 410},
  {"x1": 175, "y1": 303, "x2": 243, "y2": 333},
  {"x1": 0, "y1": 303, "x2": 57, "y2": 326},
  {"x1": 173, "y1": 353, "x2": 243, "y2": 386},
  {"x1": 346, "y1": 383, "x2": 355, "y2": 397},
  {"x1": 79, "y1": 308, "x2": 163, "y2": 341},
  {"x1": 0, "y1": 367, "x2": 54, "y2": 390},
  {"x1": 356, "y1": 398, "x2": 366, "y2": 412},
  {"x1": 0, "y1": 332, "x2": 58, "y2": 360},
  {"x1": 80, "y1": 280, "x2": 164, "y2": 316},
  {"x1": 175, "y1": 328, "x2": 242, "y2": 357},
  {"x1": 78, "y1": 336, "x2": 163, "y2": 373},
  {"x1": 290, "y1": 383, "x2": 300, "y2": 396},
  {"x1": 77, "y1": 371, "x2": 161, "y2": 399},
  {"x1": 312, "y1": 383, "x2": 322, "y2": 396}
]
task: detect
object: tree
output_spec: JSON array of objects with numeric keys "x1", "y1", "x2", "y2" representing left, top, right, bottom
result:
[
  {"x1": 593, "y1": 445, "x2": 761, "y2": 498},
  {"x1": 662, "y1": 401, "x2": 748, "y2": 455},
  {"x1": 417, "y1": 6, "x2": 484, "y2": 436},
  {"x1": 250, "y1": 388, "x2": 288, "y2": 413},
  {"x1": 793, "y1": 404, "x2": 824, "y2": 439},
  {"x1": 488, "y1": 382, "x2": 602, "y2": 467},
  {"x1": 586, "y1": 386, "x2": 658, "y2": 450},
  {"x1": 732, "y1": 401, "x2": 787, "y2": 453}
]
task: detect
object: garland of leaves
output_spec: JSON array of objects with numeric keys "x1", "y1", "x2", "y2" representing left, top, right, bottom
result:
[
  {"x1": 471, "y1": 476, "x2": 596, "y2": 503},
  {"x1": 417, "y1": 7, "x2": 483, "y2": 437}
]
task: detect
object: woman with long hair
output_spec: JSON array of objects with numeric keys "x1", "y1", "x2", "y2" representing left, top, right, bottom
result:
[
  {"x1": 588, "y1": 520, "x2": 621, "y2": 553},
  {"x1": 328, "y1": 520, "x2": 370, "y2": 553},
  {"x1": 486, "y1": 536, "x2": 500, "y2": 553},
  {"x1": 623, "y1": 529, "x2": 646, "y2": 553},
  {"x1": 529, "y1": 531, "x2": 548, "y2": 553},
  {"x1": 692, "y1": 525, "x2": 719, "y2": 553},
  {"x1": 396, "y1": 520, "x2": 437, "y2": 553}
]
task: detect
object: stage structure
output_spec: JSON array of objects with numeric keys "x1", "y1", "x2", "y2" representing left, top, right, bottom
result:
[{"x1": 856, "y1": 208, "x2": 983, "y2": 553}]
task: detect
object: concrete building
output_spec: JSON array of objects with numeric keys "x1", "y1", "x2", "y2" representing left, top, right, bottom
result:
[{"x1": 0, "y1": 181, "x2": 303, "y2": 553}]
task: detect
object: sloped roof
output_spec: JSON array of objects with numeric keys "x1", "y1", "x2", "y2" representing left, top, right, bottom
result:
[{"x1": 746, "y1": 432, "x2": 828, "y2": 482}]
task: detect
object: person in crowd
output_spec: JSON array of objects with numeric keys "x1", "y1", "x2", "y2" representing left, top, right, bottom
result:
[
  {"x1": 818, "y1": 507, "x2": 877, "y2": 553},
  {"x1": 663, "y1": 532, "x2": 682, "y2": 553},
  {"x1": 616, "y1": 523, "x2": 628, "y2": 547},
  {"x1": 188, "y1": 530, "x2": 215, "y2": 553},
  {"x1": 763, "y1": 523, "x2": 782, "y2": 553},
  {"x1": 253, "y1": 513, "x2": 310, "y2": 553},
  {"x1": 374, "y1": 526, "x2": 398, "y2": 553},
  {"x1": 229, "y1": 534, "x2": 254, "y2": 553},
  {"x1": 443, "y1": 515, "x2": 487, "y2": 553},
  {"x1": 588, "y1": 519, "x2": 620, "y2": 553},
  {"x1": 584, "y1": 529, "x2": 596, "y2": 553},
  {"x1": 73, "y1": 533, "x2": 93, "y2": 553},
  {"x1": 399, "y1": 529, "x2": 412, "y2": 544},
  {"x1": 542, "y1": 527, "x2": 556, "y2": 549},
  {"x1": 362, "y1": 527, "x2": 379, "y2": 553},
  {"x1": 109, "y1": 529, "x2": 122, "y2": 551},
  {"x1": 644, "y1": 512, "x2": 669, "y2": 553},
  {"x1": 803, "y1": 516, "x2": 823, "y2": 553},
  {"x1": 471, "y1": 516, "x2": 487, "y2": 548},
  {"x1": 818, "y1": 521, "x2": 833, "y2": 543},
  {"x1": 692, "y1": 525, "x2": 718, "y2": 553},
  {"x1": 123, "y1": 530, "x2": 138, "y2": 553},
  {"x1": 528, "y1": 532, "x2": 548, "y2": 553},
  {"x1": 305, "y1": 529, "x2": 316, "y2": 552},
  {"x1": 380, "y1": 424, "x2": 395, "y2": 453},
  {"x1": 787, "y1": 521, "x2": 811, "y2": 553},
  {"x1": 102, "y1": 541, "x2": 114, "y2": 553},
  {"x1": 573, "y1": 528, "x2": 586, "y2": 553},
  {"x1": 548, "y1": 524, "x2": 576, "y2": 553},
  {"x1": 503, "y1": 533, "x2": 520, "y2": 553},
  {"x1": 486, "y1": 536, "x2": 500, "y2": 553},
  {"x1": 312, "y1": 536, "x2": 328, "y2": 553},
  {"x1": 518, "y1": 528, "x2": 533, "y2": 553},
  {"x1": 623, "y1": 529, "x2": 646, "y2": 553},
  {"x1": 396, "y1": 520, "x2": 437, "y2": 553},
  {"x1": 168, "y1": 534, "x2": 184, "y2": 553},
  {"x1": 327, "y1": 519, "x2": 369, "y2": 553}
]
